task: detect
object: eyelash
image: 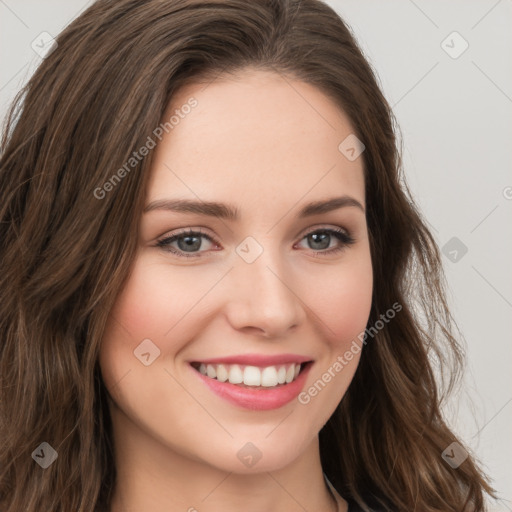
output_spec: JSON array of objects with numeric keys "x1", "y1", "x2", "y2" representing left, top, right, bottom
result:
[{"x1": 156, "y1": 226, "x2": 356, "y2": 259}]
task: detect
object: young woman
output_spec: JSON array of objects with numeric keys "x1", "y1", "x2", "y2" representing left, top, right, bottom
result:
[{"x1": 0, "y1": 1, "x2": 496, "y2": 511}]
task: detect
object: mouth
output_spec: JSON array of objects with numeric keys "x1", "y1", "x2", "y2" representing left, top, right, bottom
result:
[
  {"x1": 189, "y1": 358, "x2": 314, "y2": 411},
  {"x1": 190, "y1": 361, "x2": 313, "y2": 389}
]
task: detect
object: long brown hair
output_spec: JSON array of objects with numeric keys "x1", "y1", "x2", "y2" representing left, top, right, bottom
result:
[{"x1": 0, "y1": 1, "x2": 496, "y2": 510}]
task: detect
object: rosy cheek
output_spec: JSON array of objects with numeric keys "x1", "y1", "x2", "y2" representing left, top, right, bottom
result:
[
  {"x1": 308, "y1": 260, "x2": 373, "y2": 349},
  {"x1": 99, "y1": 264, "x2": 169, "y2": 398},
  {"x1": 341, "y1": 274, "x2": 372, "y2": 340},
  {"x1": 107, "y1": 259, "x2": 174, "y2": 337},
  {"x1": 105, "y1": 257, "x2": 214, "y2": 346}
]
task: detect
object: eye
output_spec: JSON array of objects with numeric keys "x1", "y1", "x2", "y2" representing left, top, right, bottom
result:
[
  {"x1": 295, "y1": 226, "x2": 355, "y2": 256},
  {"x1": 156, "y1": 228, "x2": 219, "y2": 258},
  {"x1": 156, "y1": 226, "x2": 356, "y2": 259}
]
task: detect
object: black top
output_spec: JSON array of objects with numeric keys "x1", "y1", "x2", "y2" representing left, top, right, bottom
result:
[
  {"x1": 347, "y1": 497, "x2": 379, "y2": 511},
  {"x1": 345, "y1": 497, "x2": 382, "y2": 512},
  {"x1": 323, "y1": 474, "x2": 384, "y2": 511},
  {"x1": 347, "y1": 499, "x2": 362, "y2": 511},
  {"x1": 347, "y1": 500, "x2": 360, "y2": 511}
]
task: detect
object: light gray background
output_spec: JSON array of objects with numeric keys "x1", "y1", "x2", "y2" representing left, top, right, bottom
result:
[{"x1": 1, "y1": 0, "x2": 510, "y2": 509}]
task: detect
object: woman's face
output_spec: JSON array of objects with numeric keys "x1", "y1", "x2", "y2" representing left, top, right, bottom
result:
[{"x1": 99, "y1": 68, "x2": 373, "y2": 474}]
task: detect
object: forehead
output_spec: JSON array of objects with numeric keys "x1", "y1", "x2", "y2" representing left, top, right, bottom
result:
[{"x1": 147, "y1": 69, "x2": 365, "y2": 212}]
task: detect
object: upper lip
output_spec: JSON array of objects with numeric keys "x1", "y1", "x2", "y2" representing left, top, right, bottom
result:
[{"x1": 190, "y1": 353, "x2": 313, "y2": 367}]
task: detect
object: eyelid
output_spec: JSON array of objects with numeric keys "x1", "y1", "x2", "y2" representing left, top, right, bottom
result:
[
  {"x1": 295, "y1": 223, "x2": 352, "y2": 240},
  {"x1": 159, "y1": 226, "x2": 216, "y2": 239}
]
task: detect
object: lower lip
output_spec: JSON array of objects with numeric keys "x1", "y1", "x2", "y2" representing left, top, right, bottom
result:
[{"x1": 191, "y1": 363, "x2": 313, "y2": 411}]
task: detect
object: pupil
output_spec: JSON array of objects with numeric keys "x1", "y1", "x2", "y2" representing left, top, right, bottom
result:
[
  {"x1": 310, "y1": 232, "x2": 330, "y2": 250},
  {"x1": 178, "y1": 235, "x2": 201, "y2": 252}
]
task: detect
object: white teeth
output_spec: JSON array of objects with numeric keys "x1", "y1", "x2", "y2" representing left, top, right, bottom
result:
[
  {"x1": 206, "y1": 364, "x2": 216, "y2": 379},
  {"x1": 261, "y1": 366, "x2": 278, "y2": 387},
  {"x1": 228, "y1": 364, "x2": 243, "y2": 384},
  {"x1": 243, "y1": 366, "x2": 261, "y2": 386},
  {"x1": 195, "y1": 362, "x2": 304, "y2": 387},
  {"x1": 285, "y1": 365, "x2": 295, "y2": 383},
  {"x1": 216, "y1": 364, "x2": 229, "y2": 382}
]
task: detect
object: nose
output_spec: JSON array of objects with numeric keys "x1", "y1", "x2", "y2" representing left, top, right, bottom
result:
[{"x1": 224, "y1": 246, "x2": 306, "y2": 338}]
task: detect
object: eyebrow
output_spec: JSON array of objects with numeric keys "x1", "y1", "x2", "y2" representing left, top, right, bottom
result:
[{"x1": 143, "y1": 195, "x2": 365, "y2": 219}]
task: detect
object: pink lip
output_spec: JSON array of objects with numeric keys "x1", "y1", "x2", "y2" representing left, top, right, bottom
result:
[
  {"x1": 191, "y1": 353, "x2": 312, "y2": 367},
  {"x1": 190, "y1": 361, "x2": 313, "y2": 411}
]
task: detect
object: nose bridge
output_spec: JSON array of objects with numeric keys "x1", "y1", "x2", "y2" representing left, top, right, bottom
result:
[{"x1": 226, "y1": 240, "x2": 304, "y2": 336}]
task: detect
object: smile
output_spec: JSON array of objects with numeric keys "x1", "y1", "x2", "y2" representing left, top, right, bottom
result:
[
  {"x1": 189, "y1": 358, "x2": 314, "y2": 411},
  {"x1": 191, "y1": 362, "x2": 304, "y2": 388}
]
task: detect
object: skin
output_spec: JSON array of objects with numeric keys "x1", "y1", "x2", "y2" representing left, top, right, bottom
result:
[{"x1": 100, "y1": 68, "x2": 373, "y2": 512}]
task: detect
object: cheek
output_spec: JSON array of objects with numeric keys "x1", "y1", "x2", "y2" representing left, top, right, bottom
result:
[
  {"x1": 105, "y1": 256, "x2": 217, "y2": 340},
  {"x1": 296, "y1": 249, "x2": 372, "y2": 414},
  {"x1": 305, "y1": 249, "x2": 373, "y2": 348},
  {"x1": 112, "y1": 260, "x2": 178, "y2": 337},
  {"x1": 98, "y1": 258, "x2": 180, "y2": 392},
  {"x1": 99, "y1": 255, "x2": 227, "y2": 392}
]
